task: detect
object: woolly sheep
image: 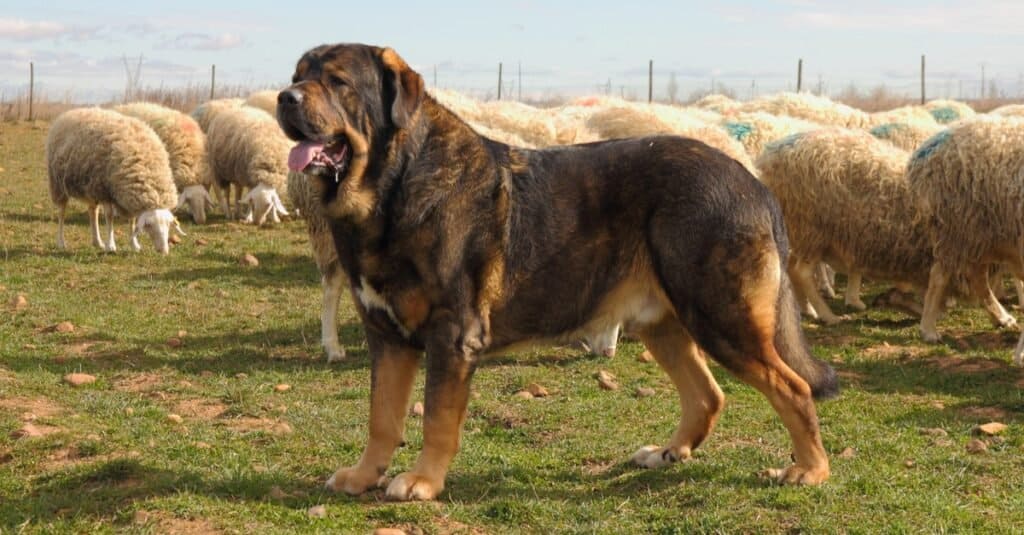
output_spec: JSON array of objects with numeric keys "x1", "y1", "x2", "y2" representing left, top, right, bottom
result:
[
  {"x1": 756, "y1": 128, "x2": 937, "y2": 322},
  {"x1": 869, "y1": 121, "x2": 944, "y2": 152},
  {"x1": 585, "y1": 103, "x2": 757, "y2": 174},
  {"x1": 923, "y1": 99, "x2": 976, "y2": 124},
  {"x1": 991, "y1": 104, "x2": 1024, "y2": 118},
  {"x1": 721, "y1": 111, "x2": 821, "y2": 159},
  {"x1": 693, "y1": 93, "x2": 740, "y2": 114},
  {"x1": 287, "y1": 170, "x2": 347, "y2": 362},
  {"x1": 244, "y1": 90, "x2": 280, "y2": 116},
  {"x1": 868, "y1": 106, "x2": 940, "y2": 129},
  {"x1": 741, "y1": 92, "x2": 870, "y2": 129},
  {"x1": 113, "y1": 102, "x2": 216, "y2": 224},
  {"x1": 906, "y1": 117, "x2": 1024, "y2": 353},
  {"x1": 47, "y1": 107, "x2": 184, "y2": 254},
  {"x1": 191, "y1": 97, "x2": 244, "y2": 132},
  {"x1": 205, "y1": 105, "x2": 290, "y2": 225}
]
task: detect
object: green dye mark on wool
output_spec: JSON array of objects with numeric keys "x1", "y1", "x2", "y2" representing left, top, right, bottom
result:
[
  {"x1": 724, "y1": 122, "x2": 754, "y2": 141},
  {"x1": 930, "y1": 107, "x2": 960, "y2": 124},
  {"x1": 912, "y1": 130, "x2": 951, "y2": 162},
  {"x1": 870, "y1": 123, "x2": 907, "y2": 139},
  {"x1": 764, "y1": 133, "x2": 804, "y2": 153}
]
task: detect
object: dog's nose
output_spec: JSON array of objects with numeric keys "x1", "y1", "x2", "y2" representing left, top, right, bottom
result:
[{"x1": 278, "y1": 89, "x2": 303, "y2": 106}]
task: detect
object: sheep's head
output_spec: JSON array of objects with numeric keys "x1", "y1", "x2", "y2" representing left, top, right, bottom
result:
[
  {"x1": 132, "y1": 208, "x2": 186, "y2": 254},
  {"x1": 175, "y1": 185, "x2": 215, "y2": 224},
  {"x1": 241, "y1": 184, "x2": 289, "y2": 226}
]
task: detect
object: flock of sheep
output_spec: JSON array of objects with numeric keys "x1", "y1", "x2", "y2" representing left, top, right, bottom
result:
[{"x1": 43, "y1": 87, "x2": 1024, "y2": 363}]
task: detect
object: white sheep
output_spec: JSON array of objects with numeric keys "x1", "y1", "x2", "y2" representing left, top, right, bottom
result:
[
  {"x1": 113, "y1": 102, "x2": 216, "y2": 224},
  {"x1": 205, "y1": 106, "x2": 290, "y2": 225},
  {"x1": 741, "y1": 92, "x2": 870, "y2": 129},
  {"x1": 991, "y1": 104, "x2": 1024, "y2": 118},
  {"x1": 869, "y1": 121, "x2": 944, "y2": 152},
  {"x1": 906, "y1": 117, "x2": 1024, "y2": 353},
  {"x1": 720, "y1": 111, "x2": 821, "y2": 159},
  {"x1": 47, "y1": 107, "x2": 184, "y2": 253},
  {"x1": 923, "y1": 99, "x2": 976, "y2": 124},
  {"x1": 244, "y1": 90, "x2": 280, "y2": 116}
]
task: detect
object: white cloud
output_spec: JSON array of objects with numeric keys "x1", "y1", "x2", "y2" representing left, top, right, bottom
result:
[
  {"x1": 156, "y1": 32, "x2": 244, "y2": 51},
  {"x1": 0, "y1": 18, "x2": 71, "y2": 40},
  {"x1": 783, "y1": 2, "x2": 1024, "y2": 35}
]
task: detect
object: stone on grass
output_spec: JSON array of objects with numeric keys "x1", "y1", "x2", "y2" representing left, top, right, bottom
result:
[
  {"x1": 307, "y1": 505, "x2": 327, "y2": 518},
  {"x1": 973, "y1": 422, "x2": 1007, "y2": 436},
  {"x1": 635, "y1": 387, "x2": 656, "y2": 398},
  {"x1": 410, "y1": 401, "x2": 424, "y2": 417},
  {"x1": 597, "y1": 370, "x2": 619, "y2": 391},
  {"x1": 966, "y1": 439, "x2": 988, "y2": 454},
  {"x1": 240, "y1": 253, "x2": 259, "y2": 267},
  {"x1": 54, "y1": 321, "x2": 75, "y2": 333},
  {"x1": 63, "y1": 373, "x2": 96, "y2": 387},
  {"x1": 526, "y1": 383, "x2": 549, "y2": 397},
  {"x1": 9, "y1": 294, "x2": 28, "y2": 311},
  {"x1": 637, "y1": 350, "x2": 654, "y2": 363},
  {"x1": 166, "y1": 414, "x2": 184, "y2": 425},
  {"x1": 274, "y1": 384, "x2": 291, "y2": 393}
]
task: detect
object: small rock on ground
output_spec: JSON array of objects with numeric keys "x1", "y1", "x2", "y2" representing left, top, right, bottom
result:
[
  {"x1": 307, "y1": 505, "x2": 327, "y2": 518},
  {"x1": 239, "y1": 253, "x2": 259, "y2": 267},
  {"x1": 410, "y1": 401, "x2": 424, "y2": 417},
  {"x1": 63, "y1": 373, "x2": 96, "y2": 387},
  {"x1": 966, "y1": 439, "x2": 988, "y2": 454}
]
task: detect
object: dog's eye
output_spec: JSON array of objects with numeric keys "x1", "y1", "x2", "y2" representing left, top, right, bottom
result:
[{"x1": 328, "y1": 75, "x2": 346, "y2": 88}]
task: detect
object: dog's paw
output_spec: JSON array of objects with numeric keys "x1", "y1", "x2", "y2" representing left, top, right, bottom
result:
[
  {"x1": 325, "y1": 465, "x2": 384, "y2": 495},
  {"x1": 631, "y1": 445, "x2": 690, "y2": 469},
  {"x1": 385, "y1": 471, "x2": 443, "y2": 501},
  {"x1": 761, "y1": 464, "x2": 829, "y2": 485}
]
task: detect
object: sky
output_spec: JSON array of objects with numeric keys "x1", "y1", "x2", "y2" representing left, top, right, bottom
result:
[{"x1": 1, "y1": 0, "x2": 1023, "y2": 103}]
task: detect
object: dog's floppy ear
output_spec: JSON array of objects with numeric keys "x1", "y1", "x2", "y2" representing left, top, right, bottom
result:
[{"x1": 380, "y1": 47, "x2": 424, "y2": 128}]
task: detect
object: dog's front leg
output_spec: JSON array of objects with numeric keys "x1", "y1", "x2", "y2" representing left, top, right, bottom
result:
[
  {"x1": 326, "y1": 338, "x2": 420, "y2": 495},
  {"x1": 386, "y1": 309, "x2": 480, "y2": 501}
]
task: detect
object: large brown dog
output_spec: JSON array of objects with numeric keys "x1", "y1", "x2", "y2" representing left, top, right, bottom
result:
[{"x1": 277, "y1": 43, "x2": 838, "y2": 501}]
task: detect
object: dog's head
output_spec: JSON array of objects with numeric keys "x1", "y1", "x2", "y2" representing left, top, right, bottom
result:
[{"x1": 277, "y1": 43, "x2": 424, "y2": 219}]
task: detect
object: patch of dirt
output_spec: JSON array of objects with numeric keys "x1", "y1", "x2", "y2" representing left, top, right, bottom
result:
[
  {"x1": 863, "y1": 342, "x2": 926, "y2": 360},
  {"x1": 925, "y1": 356, "x2": 1004, "y2": 374},
  {"x1": 959, "y1": 406, "x2": 1010, "y2": 420},
  {"x1": 220, "y1": 417, "x2": 293, "y2": 435},
  {"x1": 836, "y1": 370, "x2": 867, "y2": 383},
  {"x1": 433, "y1": 516, "x2": 489, "y2": 535},
  {"x1": 137, "y1": 511, "x2": 222, "y2": 535},
  {"x1": 174, "y1": 399, "x2": 228, "y2": 420},
  {"x1": 0, "y1": 367, "x2": 15, "y2": 382},
  {"x1": 113, "y1": 372, "x2": 165, "y2": 393},
  {"x1": 581, "y1": 458, "x2": 615, "y2": 476},
  {"x1": 63, "y1": 341, "x2": 102, "y2": 357},
  {"x1": 0, "y1": 397, "x2": 63, "y2": 419}
]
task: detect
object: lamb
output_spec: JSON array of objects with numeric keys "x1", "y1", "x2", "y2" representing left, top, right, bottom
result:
[
  {"x1": 756, "y1": 128, "x2": 936, "y2": 322},
  {"x1": 869, "y1": 121, "x2": 944, "y2": 152},
  {"x1": 244, "y1": 90, "x2": 280, "y2": 116},
  {"x1": 205, "y1": 106, "x2": 290, "y2": 225},
  {"x1": 721, "y1": 111, "x2": 821, "y2": 159},
  {"x1": 906, "y1": 117, "x2": 1024, "y2": 353},
  {"x1": 923, "y1": 99, "x2": 975, "y2": 124},
  {"x1": 741, "y1": 92, "x2": 870, "y2": 129},
  {"x1": 868, "y1": 106, "x2": 940, "y2": 129},
  {"x1": 113, "y1": 102, "x2": 216, "y2": 223},
  {"x1": 47, "y1": 107, "x2": 184, "y2": 254}
]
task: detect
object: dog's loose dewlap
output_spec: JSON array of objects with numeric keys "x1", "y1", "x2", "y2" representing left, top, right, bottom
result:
[{"x1": 277, "y1": 43, "x2": 839, "y2": 501}]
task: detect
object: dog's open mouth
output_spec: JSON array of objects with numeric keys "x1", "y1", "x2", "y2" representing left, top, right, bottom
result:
[{"x1": 288, "y1": 137, "x2": 351, "y2": 176}]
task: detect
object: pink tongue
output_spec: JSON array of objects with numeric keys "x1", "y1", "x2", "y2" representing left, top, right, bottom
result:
[{"x1": 288, "y1": 141, "x2": 325, "y2": 172}]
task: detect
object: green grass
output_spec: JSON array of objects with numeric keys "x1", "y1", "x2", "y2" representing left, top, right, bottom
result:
[{"x1": 2, "y1": 120, "x2": 1024, "y2": 534}]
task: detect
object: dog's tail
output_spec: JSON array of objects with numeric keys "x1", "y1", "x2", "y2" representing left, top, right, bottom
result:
[{"x1": 770, "y1": 210, "x2": 839, "y2": 400}]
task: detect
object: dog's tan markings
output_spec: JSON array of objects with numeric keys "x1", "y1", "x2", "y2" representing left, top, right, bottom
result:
[
  {"x1": 633, "y1": 317, "x2": 725, "y2": 468},
  {"x1": 379, "y1": 47, "x2": 425, "y2": 128},
  {"x1": 386, "y1": 356, "x2": 474, "y2": 501},
  {"x1": 326, "y1": 344, "x2": 420, "y2": 494},
  {"x1": 394, "y1": 288, "x2": 431, "y2": 335}
]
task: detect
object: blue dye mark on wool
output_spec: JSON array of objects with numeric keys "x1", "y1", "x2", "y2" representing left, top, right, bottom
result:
[
  {"x1": 724, "y1": 122, "x2": 754, "y2": 141},
  {"x1": 930, "y1": 107, "x2": 960, "y2": 124},
  {"x1": 870, "y1": 123, "x2": 906, "y2": 139},
  {"x1": 912, "y1": 130, "x2": 951, "y2": 162},
  {"x1": 764, "y1": 132, "x2": 804, "y2": 153}
]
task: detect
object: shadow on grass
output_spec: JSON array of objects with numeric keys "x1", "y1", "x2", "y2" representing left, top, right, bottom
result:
[{"x1": 140, "y1": 250, "x2": 321, "y2": 288}]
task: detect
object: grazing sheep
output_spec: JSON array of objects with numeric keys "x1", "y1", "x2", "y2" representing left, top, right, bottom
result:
[
  {"x1": 244, "y1": 90, "x2": 280, "y2": 116},
  {"x1": 923, "y1": 99, "x2": 975, "y2": 124},
  {"x1": 721, "y1": 111, "x2": 821, "y2": 159},
  {"x1": 869, "y1": 121, "x2": 944, "y2": 152},
  {"x1": 741, "y1": 92, "x2": 870, "y2": 129},
  {"x1": 585, "y1": 103, "x2": 757, "y2": 174},
  {"x1": 287, "y1": 170, "x2": 347, "y2": 362},
  {"x1": 112, "y1": 102, "x2": 215, "y2": 224},
  {"x1": 206, "y1": 106, "x2": 290, "y2": 225},
  {"x1": 868, "y1": 106, "x2": 940, "y2": 129},
  {"x1": 756, "y1": 128, "x2": 937, "y2": 322},
  {"x1": 991, "y1": 104, "x2": 1024, "y2": 118},
  {"x1": 906, "y1": 117, "x2": 1024, "y2": 348},
  {"x1": 693, "y1": 93, "x2": 740, "y2": 114},
  {"x1": 47, "y1": 107, "x2": 183, "y2": 253},
  {"x1": 191, "y1": 97, "x2": 244, "y2": 132},
  {"x1": 473, "y1": 101, "x2": 558, "y2": 147}
]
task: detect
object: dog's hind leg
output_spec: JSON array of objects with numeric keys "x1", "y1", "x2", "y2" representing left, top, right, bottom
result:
[
  {"x1": 326, "y1": 342, "x2": 420, "y2": 495},
  {"x1": 632, "y1": 316, "x2": 724, "y2": 468}
]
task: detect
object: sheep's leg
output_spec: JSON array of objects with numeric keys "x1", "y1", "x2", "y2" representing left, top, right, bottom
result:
[
  {"x1": 844, "y1": 272, "x2": 866, "y2": 311},
  {"x1": 233, "y1": 185, "x2": 244, "y2": 220},
  {"x1": 790, "y1": 259, "x2": 842, "y2": 324},
  {"x1": 55, "y1": 202, "x2": 67, "y2": 250},
  {"x1": 103, "y1": 202, "x2": 117, "y2": 252},
  {"x1": 1015, "y1": 279, "x2": 1024, "y2": 309},
  {"x1": 817, "y1": 263, "x2": 837, "y2": 299},
  {"x1": 322, "y1": 268, "x2": 347, "y2": 363},
  {"x1": 967, "y1": 264, "x2": 1017, "y2": 329},
  {"x1": 129, "y1": 218, "x2": 142, "y2": 252},
  {"x1": 218, "y1": 184, "x2": 231, "y2": 219},
  {"x1": 920, "y1": 264, "x2": 951, "y2": 342},
  {"x1": 88, "y1": 203, "x2": 103, "y2": 250},
  {"x1": 1013, "y1": 331, "x2": 1024, "y2": 367}
]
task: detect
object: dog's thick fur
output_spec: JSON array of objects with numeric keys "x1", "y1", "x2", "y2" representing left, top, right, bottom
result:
[{"x1": 278, "y1": 43, "x2": 838, "y2": 501}]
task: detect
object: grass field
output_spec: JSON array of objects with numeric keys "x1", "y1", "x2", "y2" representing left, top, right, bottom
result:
[{"x1": 2, "y1": 120, "x2": 1024, "y2": 534}]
